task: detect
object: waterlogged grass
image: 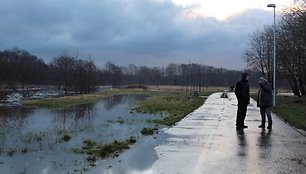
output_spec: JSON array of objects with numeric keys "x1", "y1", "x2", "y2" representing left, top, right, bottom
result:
[
  {"x1": 7, "y1": 149, "x2": 16, "y2": 156},
  {"x1": 272, "y1": 96, "x2": 306, "y2": 130},
  {"x1": 21, "y1": 132, "x2": 45, "y2": 144},
  {"x1": 60, "y1": 134, "x2": 71, "y2": 142},
  {"x1": 140, "y1": 127, "x2": 158, "y2": 135},
  {"x1": 21, "y1": 147, "x2": 29, "y2": 154},
  {"x1": 22, "y1": 89, "x2": 148, "y2": 108},
  {"x1": 133, "y1": 92, "x2": 207, "y2": 126},
  {"x1": 72, "y1": 137, "x2": 137, "y2": 163}
]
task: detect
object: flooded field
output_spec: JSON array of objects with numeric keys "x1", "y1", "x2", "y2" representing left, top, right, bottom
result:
[{"x1": 0, "y1": 94, "x2": 162, "y2": 174}]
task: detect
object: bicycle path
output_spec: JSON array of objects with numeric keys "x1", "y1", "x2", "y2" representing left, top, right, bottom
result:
[{"x1": 89, "y1": 92, "x2": 306, "y2": 174}]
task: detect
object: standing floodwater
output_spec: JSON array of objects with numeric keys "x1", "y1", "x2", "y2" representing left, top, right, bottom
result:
[{"x1": 0, "y1": 94, "x2": 161, "y2": 174}]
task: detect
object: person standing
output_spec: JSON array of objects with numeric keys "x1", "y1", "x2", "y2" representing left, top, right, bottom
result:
[
  {"x1": 257, "y1": 77, "x2": 273, "y2": 129},
  {"x1": 235, "y1": 72, "x2": 250, "y2": 130}
]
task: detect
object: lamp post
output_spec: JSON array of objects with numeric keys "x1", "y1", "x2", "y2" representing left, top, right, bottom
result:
[{"x1": 267, "y1": 3, "x2": 276, "y2": 107}]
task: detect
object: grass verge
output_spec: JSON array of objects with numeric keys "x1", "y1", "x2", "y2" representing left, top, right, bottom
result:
[
  {"x1": 272, "y1": 96, "x2": 306, "y2": 131},
  {"x1": 133, "y1": 91, "x2": 209, "y2": 126}
]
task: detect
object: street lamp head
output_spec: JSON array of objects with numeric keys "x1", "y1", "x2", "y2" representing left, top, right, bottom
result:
[{"x1": 267, "y1": 4, "x2": 276, "y2": 8}]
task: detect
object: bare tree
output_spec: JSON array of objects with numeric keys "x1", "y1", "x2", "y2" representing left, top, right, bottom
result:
[
  {"x1": 165, "y1": 63, "x2": 179, "y2": 85},
  {"x1": 105, "y1": 61, "x2": 123, "y2": 87},
  {"x1": 244, "y1": 27, "x2": 274, "y2": 81},
  {"x1": 277, "y1": 7, "x2": 306, "y2": 96},
  {"x1": 244, "y1": 4, "x2": 306, "y2": 96},
  {"x1": 52, "y1": 54, "x2": 76, "y2": 95},
  {"x1": 0, "y1": 48, "x2": 48, "y2": 89}
]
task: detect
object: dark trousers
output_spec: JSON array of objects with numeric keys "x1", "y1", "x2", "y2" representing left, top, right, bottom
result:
[
  {"x1": 236, "y1": 102, "x2": 247, "y2": 127},
  {"x1": 260, "y1": 107, "x2": 272, "y2": 125}
]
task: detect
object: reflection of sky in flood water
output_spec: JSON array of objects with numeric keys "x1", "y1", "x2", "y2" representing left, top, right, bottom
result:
[{"x1": 0, "y1": 94, "x2": 162, "y2": 174}]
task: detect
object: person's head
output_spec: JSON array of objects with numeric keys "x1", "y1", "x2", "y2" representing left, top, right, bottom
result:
[
  {"x1": 259, "y1": 76, "x2": 268, "y2": 84},
  {"x1": 242, "y1": 72, "x2": 250, "y2": 81}
]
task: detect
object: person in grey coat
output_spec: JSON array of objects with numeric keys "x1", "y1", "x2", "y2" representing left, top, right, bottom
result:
[{"x1": 257, "y1": 77, "x2": 273, "y2": 129}]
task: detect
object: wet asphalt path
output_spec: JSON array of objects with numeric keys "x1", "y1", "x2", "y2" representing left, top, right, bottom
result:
[{"x1": 89, "y1": 92, "x2": 306, "y2": 174}]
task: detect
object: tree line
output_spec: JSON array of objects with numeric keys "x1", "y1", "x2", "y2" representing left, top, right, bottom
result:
[
  {"x1": 244, "y1": 2, "x2": 306, "y2": 96},
  {"x1": 0, "y1": 48, "x2": 245, "y2": 95},
  {"x1": 0, "y1": 48, "x2": 99, "y2": 94}
]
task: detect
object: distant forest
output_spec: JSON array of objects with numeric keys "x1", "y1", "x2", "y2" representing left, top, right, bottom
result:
[{"x1": 0, "y1": 48, "x2": 250, "y2": 94}]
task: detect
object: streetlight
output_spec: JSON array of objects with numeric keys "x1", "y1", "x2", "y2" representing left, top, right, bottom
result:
[{"x1": 267, "y1": 3, "x2": 276, "y2": 107}]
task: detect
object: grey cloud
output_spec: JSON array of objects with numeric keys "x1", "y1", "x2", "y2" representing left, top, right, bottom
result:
[{"x1": 0, "y1": 0, "x2": 275, "y2": 69}]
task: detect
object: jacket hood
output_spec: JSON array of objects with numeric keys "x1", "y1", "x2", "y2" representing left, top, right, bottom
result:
[
  {"x1": 242, "y1": 73, "x2": 249, "y2": 81},
  {"x1": 259, "y1": 76, "x2": 268, "y2": 82}
]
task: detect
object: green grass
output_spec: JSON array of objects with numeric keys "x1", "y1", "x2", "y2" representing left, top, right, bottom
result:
[
  {"x1": 133, "y1": 91, "x2": 209, "y2": 126},
  {"x1": 272, "y1": 96, "x2": 306, "y2": 130},
  {"x1": 140, "y1": 127, "x2": 158, "y2": 135},
  {"x1": 251, "y1": 94, "x2": 306, "y2": 130},
  {"x1": 22, "y1": 89, "x2": 148, "y2": 108},
  {"x1": 72, "y1": 137, "x2": 137, "y2": 161}
]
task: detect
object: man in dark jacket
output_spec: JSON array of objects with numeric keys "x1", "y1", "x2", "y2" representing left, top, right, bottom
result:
[
  {"x1": 257, "y1": 77, "x2": 273, "y2": 129},
  {"x1": 235, "y1": 72, "x2": 250, "y2": 130}
]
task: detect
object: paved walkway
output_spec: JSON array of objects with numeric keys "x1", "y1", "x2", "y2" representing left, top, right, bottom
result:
[{"x1": 90, "y1": 92, "x2": 306, "y2": 174}]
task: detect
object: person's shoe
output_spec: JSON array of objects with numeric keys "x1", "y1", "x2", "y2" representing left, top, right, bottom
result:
[
  {"x1": 267, "y1": 121, "x2": 272, "y2": 129},
  {"x1": 258, "y1": 125, "x2": 265, "y2": 128},
  {"x1": 243, "y1": 125, "x2": 248, "y2": 128}
]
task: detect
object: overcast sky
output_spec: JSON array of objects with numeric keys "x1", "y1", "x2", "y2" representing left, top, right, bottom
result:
[{"x1": 0, "y1": 0, "x2": 294, "y2": 70}]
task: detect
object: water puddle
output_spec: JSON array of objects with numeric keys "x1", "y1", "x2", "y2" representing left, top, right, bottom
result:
[{"x1": 0, "y1": 94, "x2": 162, "y2": 173}]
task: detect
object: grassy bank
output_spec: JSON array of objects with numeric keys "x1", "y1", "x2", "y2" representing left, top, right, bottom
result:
[
  {"x1": 133, "y1": 91, "x2": 209, "y2": 126},
  {"x1": 251, "y1": 94, "x2": 306, "y2": 131},
  {"x1": 272, "y1": 96, "x2": 306, "y2": 131},
  {"x1": 22, "y1": 89, "x2": 148, "y2": 108}
]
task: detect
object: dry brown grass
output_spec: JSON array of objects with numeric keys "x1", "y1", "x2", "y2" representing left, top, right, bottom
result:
[{"x1": 147, "y1": 85, "x2": 226, "y2": 93}]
